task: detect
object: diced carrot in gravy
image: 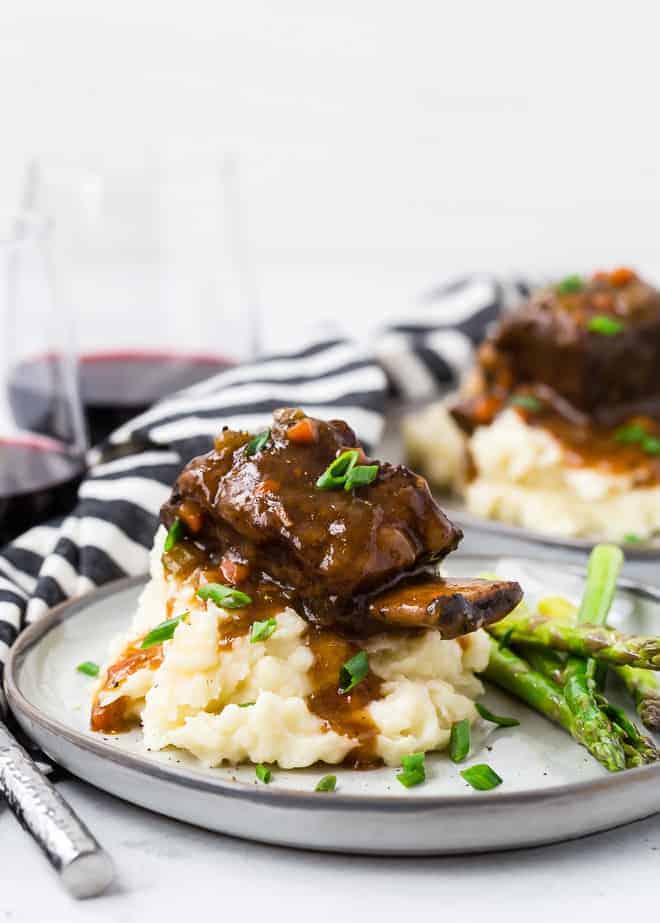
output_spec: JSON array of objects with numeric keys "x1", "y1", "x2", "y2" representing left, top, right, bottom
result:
[
  {"x1": 609, "y1": 267, "x2": 636, "y2": 287},
  {"x1": 178, "y1": 500, "x2": 203, "y2": 533},
  {"x1": 287, "y1": 418, "x2": 318, "y2": 444}
]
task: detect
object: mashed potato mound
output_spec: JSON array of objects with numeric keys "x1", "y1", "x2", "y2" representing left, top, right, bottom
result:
[
  {"x1": 405, "y1": 404, "x2": 660, "y2": 542},
  {"x1": 94, "y1": 530, "x2": 489, "y2": 768}
]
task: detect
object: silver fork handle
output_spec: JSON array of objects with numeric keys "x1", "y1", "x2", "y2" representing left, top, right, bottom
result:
[{"x1": 0, "y1": 722, "x2": 115, "y2": 898}]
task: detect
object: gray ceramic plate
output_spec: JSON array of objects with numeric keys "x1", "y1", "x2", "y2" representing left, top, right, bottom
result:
[
  {"x1": 6, "y1": 555, "x2": 660, "y2": 855},
  {"x1": 440, "y1": 497, "x2": 660, "y2": 560}
]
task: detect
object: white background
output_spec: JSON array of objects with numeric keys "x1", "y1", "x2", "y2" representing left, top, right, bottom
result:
[
  {"x1": 2, "y1": 0, "x2": 660, "y2": 351},
  {"x1": 3, "y1": 2, "x2": 660, "y2": 917}
]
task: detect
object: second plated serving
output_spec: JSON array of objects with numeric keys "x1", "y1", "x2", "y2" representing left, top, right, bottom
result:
[{"x1": 405, "y1": 268, "x2": 660, "y2": 544}]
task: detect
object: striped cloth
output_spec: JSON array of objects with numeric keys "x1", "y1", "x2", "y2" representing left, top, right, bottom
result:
[{"x1": 0, "y1": 275, "x2": 530, "y2": 708}]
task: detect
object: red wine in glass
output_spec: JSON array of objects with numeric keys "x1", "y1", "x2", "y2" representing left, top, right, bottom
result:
[
  {"x1": 0, "y1": 437, "x2": 84, "y2": 545},
  {"x1": 10, "y1": 350, "x2": 234, "y2": 446}
]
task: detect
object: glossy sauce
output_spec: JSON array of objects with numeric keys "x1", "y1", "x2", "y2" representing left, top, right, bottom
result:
[
  {"x1": 518, "y1": 407, "x2": 660, "y2": 484},
  {"x1": 91, "y1": 592, "x2": 386, "y2": 764},
  {"x1": 306, "y1": 629, "x2": 383, "y2": 768},
  {"x1": 91, "y1": 643, "x2": 164, "y2": 732}
]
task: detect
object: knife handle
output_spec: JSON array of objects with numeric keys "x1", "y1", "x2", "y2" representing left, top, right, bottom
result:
[{"x1": 0, "y1": 723, "x2": 115, "y2": 898}]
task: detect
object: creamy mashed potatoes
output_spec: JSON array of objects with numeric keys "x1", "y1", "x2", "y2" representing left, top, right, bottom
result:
[
  {"x1": 404, "y1": 404, "x2": 660, "y2": 541},
  {"x1": 93, "y1": 529, "x2": 489, "y2": 768}
]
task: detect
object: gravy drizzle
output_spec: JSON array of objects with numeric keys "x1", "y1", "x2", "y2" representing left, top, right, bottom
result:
[{"x1": 91, "y1": 594, "x2": 386, "y2": 764}]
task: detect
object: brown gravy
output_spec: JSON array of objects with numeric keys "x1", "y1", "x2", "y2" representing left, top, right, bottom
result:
[
  {"x1": 91, "y1": 600, "x2": 386, "y2": 765},
  {"x1": 517, "y1": 407, "x2": 660, "y2": 484},
  {"x1": 91, "y1": 643, "x2": 164, "y2": 732},
  {"x1": 306, "y1": 629, "x2": 383, "y2": 768}
]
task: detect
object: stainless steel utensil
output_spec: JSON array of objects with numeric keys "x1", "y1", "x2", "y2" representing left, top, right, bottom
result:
[{"x1": 0, "y1": 720, "x2": 115, "y2": 898}]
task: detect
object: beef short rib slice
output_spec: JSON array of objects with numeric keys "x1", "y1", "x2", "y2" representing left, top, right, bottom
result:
[
  {"x1": 162, "y1": 408, "x2": 468, "y2": 629},
  {"x1": 368, "y1": 576, "x2": 523, "y2": 638},
  {"x1": 486, "y1": 274, "x2": 660, "y2": 420}
]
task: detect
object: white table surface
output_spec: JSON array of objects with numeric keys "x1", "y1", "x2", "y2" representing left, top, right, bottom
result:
[{"x1": 2, "y1": 774, "x2": 660, "y2": 922}]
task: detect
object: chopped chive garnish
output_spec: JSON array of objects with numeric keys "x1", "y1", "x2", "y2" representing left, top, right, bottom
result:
[
  {"x1": 510, "y1": 395, "x2": 542, "y2": 412},
  {"x1": 344, "y1": 464, "x2": 379, "y2": 491},
  {"x1": 475, "y1": 703, "x2": 520, "y2": 728},
  {"x1": 140, "y1": 613, "x2": 188, "y2": 649},
  {"x1": 460, "y1": 764, "x2": 502, "y2": 791},
  {"x1": 197, "y1": 583, "x2": 252, "y2": 609},
  {"x1": 164, "y1": 517, "x2": 184, "y2": 553},
  {"x1": 397, "y1": 751, "x2": 426, "y2": 788},
  {"x1": 246, "y1": 429, "x2": 270, "y2": 456},
  {"x1": 339, "y1": 650, "x2": 369, "y2": 693},
  {"x1": 77, "y1": 661, "x2": 100, "y2": 677},
  {"x1": 642, "y1": 435, "x2": 660, "y2": 456},
  {"x1": 316, "y1": 449, "x2": 359, "y2": 490},
  {"x1": 624, "y1": 533, "x2": 642, "y2": 544},
  {"x1": 255, "y1": 764, "x2": 272, "y2": 783},
  {"x1": 315, "y1": 774, "x2": 337, "y2": 792},
  {"x1": 250, "y1": 617, "x2": 278, "y2": 643},
  {"x1": 557, "y1": 274, "x2": 583, "y2": 294},
  {"x1": 238, "y1": 701, "x2": 255, "y2": 708},
  {"x1": 615, "y1": 423, "x2": 647, "y2": 445},
  {"x1": 588, "y1": 314, "x2": 624, "y2": 335},
  {"x1": 449, "y1": 718, "x2": 471, "y2": 763}
]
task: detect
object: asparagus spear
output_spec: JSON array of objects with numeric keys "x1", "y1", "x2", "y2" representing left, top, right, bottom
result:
[
  {"x1": 560, "y1": 546, "x2": 625, "y2": 770},
  {"x1": 482, "y1": 640, "x2": 626, "y2": 771},
  {"x1": 597, "y1": 697, "x2": 660, "y2": 765},
  {"x1": 615, "y1": 666, "x2": 660, "y2": 731},
  {"x1": 489, "y1": 615, "x2": 660, "y2": 668},
  {"x1": 562, "y1": 658, "x2": 625, "y2": 771},
  {"x1": 483, "y1": 639, "x2": 573, "y2": 727},
  {"x1": 514, "y1": 643, "x2": 567, "y2": 685},
  {"x1": 516, "y1": 641, "x2": 656, "y2": 766},
  {"x1": 576, "y1": 544, "x2": 624, "y2": 626}
]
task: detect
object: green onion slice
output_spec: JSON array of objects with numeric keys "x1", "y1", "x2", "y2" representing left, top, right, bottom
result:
[
  {"x1": 246, "y1": 429, "x2": 270, "y2": 456},
  {"x1": 397, "y1": 751, "x2": 426, "y2": 788},
  {"x1": 556, "y1": 274, "x2": 583, "y2": 294},
  {"x1": 510, "y1": 395, "x2": 542, "y2": 412},
  {"x1": 623, "y1": 533, "x2": 642, "y2": 544},
  {"x1": 255, "y1": 764, "x2": 272, "y2": 783},
  {"x1": 197, "y1": 583, "x2": 252, "y2": 609},
  {"x1": 588, "y1": 315, "x2": 624, "y2": 335},
  {"x1": 475, "y1": 703, "x2": 520, "y2": 728},
  {"x1": 238, "y1": 701, "x2": 255, "y2": 708},
  {"x1": 164, "y1": 518, "x2": 184, "y2": 553},
  {"x1": 140, "y1": 612, "x2": 189, "y2": 649},
  {"x1": 642, "y1": 436, "x2": 660, "y2": 456},
  {"x1": 344, "y1": 464, "x2": 379, "y2": 491},
  {"x1": 615, "y1": 423, "x2": 647, "y2": 445},
  {"x1": 316, "y1": 449, "x2": 360, "y2": 490},
  {"x1": 250, "y1": 618, "x2": 278, "y2": 643},
  {"x1": 449, "y1": 718, "x2": 471, "y2": 762},
  {"x1": 77, "y1": 661, "x2": 100, "y2": 678},
  {"x1": 315, "y1": 774, "x2": 337, "y2": 792},
  {"x1": 577, "y1": 543, "x2": 624, "y2": 626},
  {"x1": 460, "y1": 764, "x2": 502, "y2": 791},
  {"x1": 339, "y1": 650, "x2": 369, "y2": 693}
]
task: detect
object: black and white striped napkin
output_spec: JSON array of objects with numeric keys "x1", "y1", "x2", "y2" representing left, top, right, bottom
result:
[{"x1": 0, "y1": 275, "x2": 530, "y2": 701}]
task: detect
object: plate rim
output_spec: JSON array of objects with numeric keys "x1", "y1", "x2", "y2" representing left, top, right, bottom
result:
[
  {"x1": 6, "y1": 561, "x2": 660, "y2": 814},
  {"x1": 439, "y1": 498, "x2": 660, "y2": 560}
]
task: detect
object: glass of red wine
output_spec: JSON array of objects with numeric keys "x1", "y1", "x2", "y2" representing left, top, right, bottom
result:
[
  {"x1": 20, "y1": 155, "x2": 259, "y2": 445},
  {"x1": 1, "y1": 217, "x2": 88, "y2": 546}
]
